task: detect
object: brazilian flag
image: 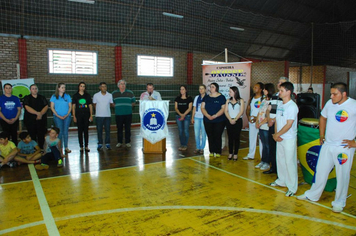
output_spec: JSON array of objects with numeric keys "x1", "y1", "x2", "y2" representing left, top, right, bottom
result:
[{"x1": 297, "y1": 122, "x2": 336, "y2": 192}]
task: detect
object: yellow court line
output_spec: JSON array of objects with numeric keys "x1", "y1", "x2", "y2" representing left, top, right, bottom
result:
[{"x1": 188, "y1": 157, "x2": 356, "y2": 220}]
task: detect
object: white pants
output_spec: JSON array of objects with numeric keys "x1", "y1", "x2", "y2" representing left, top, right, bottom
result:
[
  {"x1": 247, "y1": 122, "x2": 263, "y2": 159},
  {"x1": 275, "y1": 138, "x2": 298, "y2": 193},
  {"x1": 305, "y1": 144, "x2": 355, "y2": 208}
]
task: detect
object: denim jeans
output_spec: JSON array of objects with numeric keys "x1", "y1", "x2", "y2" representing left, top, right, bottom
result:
[
  {"x1": 176, "y1": 115, "x2": 191, "y2": 146},
  {"x1": 96, "y1": 117, "x2": 111, "y2": 145},
  {"x1": 259, "y1": 129, "x2": 270, "y2": 163},
  {"x1": 194, "y1": 117, "x2": 206, "y2": 150},
  {"x1": 53, "y1": 115, "x2": 71, "y2": 149}
]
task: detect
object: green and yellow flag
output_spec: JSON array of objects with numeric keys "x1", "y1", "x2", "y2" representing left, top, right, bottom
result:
[{"x1": 297, "y1": 123, "x2": 336, "y2": 192}]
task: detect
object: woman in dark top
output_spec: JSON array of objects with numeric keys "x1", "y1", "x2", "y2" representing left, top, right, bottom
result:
[
  {"x1": 23, "y1": 84, "x2": 49, "y2": 149},
  {"x1": 175, "y1": 85, "x2": 193, "y2": 151},
  {"x1": 201, "y1": 83, "x2": 226, "y2": 157},
  {"x1": 72, "y1": 82, "x2": 93, "y2": 152}
]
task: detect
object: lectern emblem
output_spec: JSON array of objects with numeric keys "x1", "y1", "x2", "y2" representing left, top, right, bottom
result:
[{"x1": 142, "y1": 108, "x2": 165, "y2": 132}]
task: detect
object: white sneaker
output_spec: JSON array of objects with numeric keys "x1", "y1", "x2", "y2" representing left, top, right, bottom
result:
[
  {"x1": 296, "y1": 194, "x2": 308, "y2": 201},
  {"x1": 270, "y1": 181, "x2": 279, "y2": 187},
  {"x1": 260, "y1": 163, "x2": 270, "y2": 171},
  {"x1": 285, "y1": 190, "x2": 295, "y2": 197},
  {"x1": 243, "y1": 156, "x2": 254, "y2": 160},
  {"x1": 125, "y1": 143, "x2": 131, "y2": 148},
  {"x1": 255, "y1": 162, "x2": 263, "y2": 168},
  {"x1": 116, "y1": 143, "x2": 122, "y2": 148},
  {"x1": 332, "y1": 206, "x2": 343, "y2": 213}
]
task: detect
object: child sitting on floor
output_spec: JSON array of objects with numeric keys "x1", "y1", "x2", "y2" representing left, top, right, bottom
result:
[
  {"x1": 35, "y1": 127, "x2": 64, "y2": 170},
  {"x1": 15, "y1": 132, "x2": 41, "y2": 165},
  {"x1": 0, "y1": 131, "x2": 18, "y2": 168}
]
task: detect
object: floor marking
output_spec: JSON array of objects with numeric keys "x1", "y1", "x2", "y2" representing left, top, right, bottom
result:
[
  {"x1": 0, "y1": 179, "x2": 32, "y2": 186},
  {"x1": 0, "y1": 221, "x2": 45, "y2": 235},
  {"x1": 33, "y1": 158, "x2": 188, "y2": 181},
  {"x1": 51, "y1": 206, "x2": 356, "y2": 231},
  {"x1": 4, "y1": 205, "x2": 355, "y2": 234},
  {"x1": 28, "y1": 164, "x2": 60, "y2": 236},
  {"x1": 189, "y1": 157, "x2": 356, "y2": 219}
]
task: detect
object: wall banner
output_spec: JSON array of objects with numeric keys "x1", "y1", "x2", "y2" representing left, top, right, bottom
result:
[
  {"x1": 202, "y1": 62, "x2": 251, "y2": 128},
  {"x1": 1, "y1": 78, "x2": 35, "y2": 101}
]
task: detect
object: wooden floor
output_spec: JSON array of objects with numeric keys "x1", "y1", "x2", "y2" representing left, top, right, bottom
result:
[{"x1": 0, "y1": 125, "x2": 355, "y2": 235}]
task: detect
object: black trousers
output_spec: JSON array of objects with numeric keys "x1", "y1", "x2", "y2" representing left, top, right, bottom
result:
[
  {"x1": 226, "y1": 118, "x2": 243, "y2": 155},
  {"x1": 269, "y1": 124, "x2": 277, "y2": 172},
  {"x1": 76, "y1": 112, "x2": 90, "y2": 148},
  {"x1": 0, "y1": 119, "x2": 19, "y2": 146},
  {"x1": 41, "y1": 146, "x2": 61, "y2": 165},
  {"x1": 204, "y1": 120, "x2": 225, "y2": 154},
  {"x1": 115, "y1": 114, "x2": 132, "y2": 144},
  {"x1": 25, "y1": 119, "x2": 47, "y2": 149}
]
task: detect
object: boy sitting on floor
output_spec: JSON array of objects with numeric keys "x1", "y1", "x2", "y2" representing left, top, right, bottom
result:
[
  {"x1": 35, "y1": 127, "x2": 64, "y2": 170},
  {"x1": 0, "y1": 131, "x2": 18, "y2": 168},
  {"x1": 15, "y1": 132, "x2": 42, "y2": 165}
]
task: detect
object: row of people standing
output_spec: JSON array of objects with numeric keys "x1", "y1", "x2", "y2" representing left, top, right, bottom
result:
[{"x1": 175, "y1": 83, "x2": 244, "y2": 160}]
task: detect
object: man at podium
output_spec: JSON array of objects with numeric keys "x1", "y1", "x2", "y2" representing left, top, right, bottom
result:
[{"x1": 140, "y1": 83, "x2": 162, "y2": 101}]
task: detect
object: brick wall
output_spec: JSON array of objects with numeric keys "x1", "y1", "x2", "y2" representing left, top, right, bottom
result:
[
  {"x1": 289, "y1": 66, "x2": 325, "y2": 84},
  {"x1": 325, "y1": 65, "x2": 356, "y2": 84},
  {"x1": 26, "y1": 39, "x2": 115, "y2": 84},
  {"x1": 251, "y1": 61, "x2": 286, "y2": 85},
  {"x1": 1, "y1": 36, "x2": 293, "y2": 89},
  {"x1": 0, "y1": 37, "x2": 18, "y2": 80},
  {"x1": 121, "y1": 45, "x2": 187, "y2": 85}
]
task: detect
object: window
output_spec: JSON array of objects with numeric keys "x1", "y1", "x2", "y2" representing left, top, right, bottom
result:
[
  {"x1": 137, "y1": 55, "x2": 173, "y2": 77},
  {"x1": 48, "y1": 50, "x2": 98, "y2": 75}
]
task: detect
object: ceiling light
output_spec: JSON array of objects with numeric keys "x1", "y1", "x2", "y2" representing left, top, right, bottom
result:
[
  {"x1": 162, "y1": 12, "x2": 184, "y2": 19},
  {"x1": 230, "y1": 27, "x2": 245, "y2": 31},
  {"x1": 68, "y1": 0, "x2": 95, "y2": 4}
]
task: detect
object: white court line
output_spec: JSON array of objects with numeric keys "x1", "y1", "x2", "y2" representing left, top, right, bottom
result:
[
  {"x1": 2, "y1": 158, "x2": 356, "y2": 234},
  {"x1": 3, "y1": 205, "x2": 356, "y2": 234},
  {"x1": 0, "y1": 221, "x2": 44, "y2": 235},
  {"x1": 28, "y1": 164, "x2": 60, "y2": 236},
  {"x1": 189, "y1": 157, "x2": 356, "y2": 219},
  {"x1": 0, "y1": 179, "x2": 32, "y2": 186},
  {"x1": 53, "y1": 206, "x2": 356, "y2": 231}
]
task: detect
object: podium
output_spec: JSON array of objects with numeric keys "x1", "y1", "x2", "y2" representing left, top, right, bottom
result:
[
  {"x1": 143, "y1": 138, "x2": 166, "y2": 154},
  {"x1": 140, "y1": 100, "x2": 169, "y2": 154}
]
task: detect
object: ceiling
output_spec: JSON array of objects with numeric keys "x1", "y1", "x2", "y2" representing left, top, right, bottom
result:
[{"x1": 1, "y1": 0, "x2": 356, "y2": 67}]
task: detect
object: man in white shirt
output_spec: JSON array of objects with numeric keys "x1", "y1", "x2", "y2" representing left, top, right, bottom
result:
[
  {"x1": 270, "y1": 81, "x2": 299, "y2": 197},
  {"x1": 264, "y1": 76, "x2": 288, "y2": 174},
  {"x1": 93, "y1": 82, "x2": 114, "y2": 150},
  {"x1": 140, "y1": 83, "x2": 162, "y2": 101},
  {"x1": 297, "y1": 82, "x2": 356, "y2": 213}
]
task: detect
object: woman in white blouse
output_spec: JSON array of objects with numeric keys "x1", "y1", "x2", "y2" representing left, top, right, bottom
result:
[{"x1": 224, "y1": 86, "x2": 245, "y2": 161}]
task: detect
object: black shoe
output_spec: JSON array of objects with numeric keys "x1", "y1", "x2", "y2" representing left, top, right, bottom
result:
[{"x1": 263, "y1": 169, "x2": 277, "y2": 174}]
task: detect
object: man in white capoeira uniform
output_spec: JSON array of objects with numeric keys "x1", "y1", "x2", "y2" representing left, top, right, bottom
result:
[
  {"x1": 243, "y1": 82, "x2": 263, "y2": 161},
  {"x1": 269, "y1": 82, "x2": 299, "y2": 197},
  {"x1": 297, "y1": 82, "x2": 356, "y2": 213}
]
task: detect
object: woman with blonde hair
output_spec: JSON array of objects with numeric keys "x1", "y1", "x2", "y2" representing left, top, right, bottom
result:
[{"x1": 50, "y1": 83, "x2": 72, "y2": 154}]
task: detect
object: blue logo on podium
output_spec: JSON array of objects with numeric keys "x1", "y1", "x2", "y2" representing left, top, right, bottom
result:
[{"x1": 142, "y1": 108, "x2": 165, "y2": 132}]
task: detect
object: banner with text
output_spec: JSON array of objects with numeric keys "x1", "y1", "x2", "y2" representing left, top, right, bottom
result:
[
  {"x1": 202, "y1": 62, "x2": 251, "y2": 128},
  {"x1": 140, "y1": 100, "x2": 169, "y2": 144}
]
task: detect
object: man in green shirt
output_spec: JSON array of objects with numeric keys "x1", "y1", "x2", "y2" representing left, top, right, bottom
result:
[{"x1": 112, "y1": 79, "x2": 136, "y2": 148}]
